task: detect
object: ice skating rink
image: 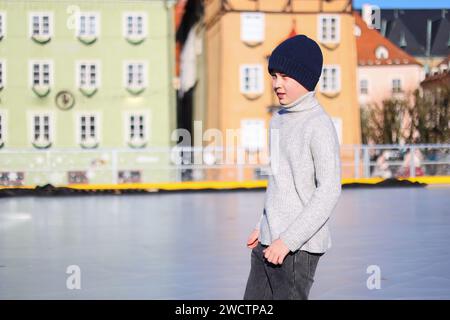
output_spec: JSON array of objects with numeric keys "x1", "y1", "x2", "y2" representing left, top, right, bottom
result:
[{"x1": 1, "y1": 186, "x2": 449, "y2": 299}]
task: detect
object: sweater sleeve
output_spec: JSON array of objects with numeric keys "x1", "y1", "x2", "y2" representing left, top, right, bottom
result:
[
  {"x1": 254, "y1": 212, "x2": 263, "y2": 230},
  {"x1": 279, "y1": 118, "x2": 342, "y2": 252}
]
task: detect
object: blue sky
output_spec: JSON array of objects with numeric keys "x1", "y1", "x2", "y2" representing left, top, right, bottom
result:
[{"x1": 353, "y1": 0, "x2": 449, "y2": 9}]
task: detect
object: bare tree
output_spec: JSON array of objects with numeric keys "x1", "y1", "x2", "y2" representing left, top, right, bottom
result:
[
  {"x1": 361, "y1": 98, "x2": 405, "y2": 145},
  {"x1": 405, "y1": 86, "x2": 450, "y2": 144},
  {"x1": 361, "y1": 85, "x2": 449, "y2": 145}
]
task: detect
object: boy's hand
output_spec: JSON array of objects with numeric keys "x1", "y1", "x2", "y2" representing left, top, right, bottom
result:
[
  {"x1": 246, "y1": 229, "x2": 260, "y2": 249},
  {"x1": 263, "y1": 239, "x2": 290, "y2": 265}
]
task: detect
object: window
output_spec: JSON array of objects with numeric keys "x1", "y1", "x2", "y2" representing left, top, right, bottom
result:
[
  {"x1": 129, "y1": 114, "x2": 145, "y2": 140},
  {"x1": 0, "y1": 110, "x2": 5, "y2": 145},
  {"x1": 360, "y1": 79, "x2": 368, "y2": 94},
  {"x1": 240, "y1": 64, "x2": 263, "y2": 94},
  {"x1": 123, "y1": 12, "x2": 147, "y2": 38},
  {"x1": 319, "y1": 15, "x2": 340, "y2": 43},
  {"x1": 375, "y1": 46, "x2": 389, "y2": 59},
  {"x1": 33, "y1": 115, "x2": 50, "y2": 141},
  {"x1": 124, "y1": 61, "x2": 147, "y2": 89},
  {"x1": 30, "y1": 60, "x2": 52, "y2": 86},
  {"x1": 0, "y1": 12, "x2": 6, "y2": 39},
  {"x1": 77, "y1": 61, "x2": 100, "y2": 88},
  {"x1": 392, "y1": 79, "x2": 402, "y2": 93},
  {"x1": 0, "y1": 60, "x2": 5, "y2": 88},
  {"x1": 241, "y1": 12, "x2": 265, "y2": 43},
  {"x1": 320, "y1": 65, "x2": 341, "y2": 93},
  {"x1": 29, "y1": 12, "x2": 52, "y2": 38},
  {"x1": 0, "y1": 172, "x2": 24, "y2": 187},
  {"x1": 118, "y1": 170, "x2": 141, "y2": 183},
  {"x1": 68, "y1": 171, "x2": 88, "y2": 184},
  {"x1": 78, "y1": 114, "x2": 99, "y2": 145},
  {"x1": 125, "y1": 112, "x2": 148, "y2": 147},
  {"x1": 76, "y1": 12, "x2": 99, "y2": 37},
  {"x1": 241, "y1": 119, "x2": 266, "y2": 152},
  {"x1": 0, "y1": 113, "x2": 3, "y2": 142},
  {"x1": 29, "y1": 113, "x2": 53, "y2": 148}
]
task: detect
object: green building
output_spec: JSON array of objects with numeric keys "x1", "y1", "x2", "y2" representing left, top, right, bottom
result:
[{"x1": 0, "y1": 0, "x2": 177, "y2": 186}]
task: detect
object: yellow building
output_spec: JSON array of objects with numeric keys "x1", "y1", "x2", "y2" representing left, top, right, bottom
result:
[{"x1": 202, "y1": 0, "x2": 361, "y2": 180}]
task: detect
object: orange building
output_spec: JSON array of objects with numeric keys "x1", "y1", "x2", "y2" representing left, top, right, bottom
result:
[
  {"x1": 175, "y1": 0, "x2": 365, "y2": 180},
  {"x1": 199, "y1": 0, "x2": 362, "y2": 180}
]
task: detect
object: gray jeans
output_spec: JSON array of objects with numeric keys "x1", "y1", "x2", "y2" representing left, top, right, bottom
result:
[{"x1": 243, "y1": 242, "x2": 323, "y2": 300}]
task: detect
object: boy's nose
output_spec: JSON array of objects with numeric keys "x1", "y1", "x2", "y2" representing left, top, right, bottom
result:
[{"x1": 273, "y1": 76, "x2": 282, "y2": 89}]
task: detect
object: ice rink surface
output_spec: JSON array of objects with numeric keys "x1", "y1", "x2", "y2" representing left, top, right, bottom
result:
[{"x1": 1, "y1": 186, "x2": 449, "y2": 299}]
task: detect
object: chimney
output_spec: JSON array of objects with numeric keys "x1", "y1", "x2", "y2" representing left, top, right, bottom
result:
[
  {"x1": 362, "y1": 3, "x2": 379, "y2": 29},
  {"x1": 426, "y1": 19, "x2": 432, "y2": 57}
]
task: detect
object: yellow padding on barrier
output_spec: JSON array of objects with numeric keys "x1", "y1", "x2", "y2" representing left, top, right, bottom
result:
[
  {"x1": 68, "y1": 180, "x2": 269, "y2": 190},
  {"x1": 1, "y1": 176, "x2": 449, "y2": 191},
  {"x1": 400, "y1": 176, "x2": 450, "y2": 185}
]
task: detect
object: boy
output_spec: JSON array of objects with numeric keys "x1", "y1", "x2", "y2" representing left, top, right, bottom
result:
[{"x1": 243, "y1": 35, "x2": 342, "y2": 300}]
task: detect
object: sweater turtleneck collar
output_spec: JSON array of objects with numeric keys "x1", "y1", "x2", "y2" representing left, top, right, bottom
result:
[{"x1": 278, "y1": 90, "x2": 319, "y2": 114}]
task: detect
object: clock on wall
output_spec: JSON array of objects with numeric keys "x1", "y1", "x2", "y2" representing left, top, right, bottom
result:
[{"x1": 55, "y1": 90, "x2": 75, "y2": 110}]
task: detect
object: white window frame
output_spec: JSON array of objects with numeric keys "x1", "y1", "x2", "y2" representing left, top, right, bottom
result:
[
  {"x1": 0, "y1": 109, "x2": 7, "y2": 144},
  {"x1": 320, "y1": 65, "x2": 341, "y2": 93},
  {"x1": 318, "y1": 14, "x2": 340, "y2": 43},
  {"x1": 375, "y1": 46, "x2": 389, "y2": 59},
  {"x1": 240, "y1": 64, "x2": 264, "y2": 94},
  {"x1": 28, "y1": 111, "x2": 55, "y2": 145},
  {"x1": 360, "y1": 78, "x2": 368, "y2": 95},
  {"x1": 0, "y1": 12, "x2": 6, "y2": 39},
  {"x1": 29, "y1": 59, "x2": 53, "y2": 87},
  {"x1": 123, "y1": 60, "x2": 148, "y2": 89},
  {"x1": 123, "y1": 111, "x2": 150, "y2": 144},
  {"x1": 240, "y1": 12, "x2": 265, "y2": 43},
  {"x1": 76, "y1": 12, "x2": 100, "y2": 37},
  {"x1": 76, "y1": 60, "x2": 101, "y2": 89},
  {"x1": 123, "y1": 12, "x2": 148, "y2": 38},
  {"x1": 392, "y1": 77, "x2": 403, "y2": 93},
  {"x1": 29, "y1": 12, "x2": 53, "y2": 38},
  {"x1": 76, "y1": 112, "x2": 101, "y2": 145},
  {"x1": 241, "y1": 118, "x2": 266, "y2": 152},
  {"x1": 354, "y1": 24, "x2": 361, "y2": 37},
  {"x1": 0, "y1": 59, "x2": 5, "y2": 88}
]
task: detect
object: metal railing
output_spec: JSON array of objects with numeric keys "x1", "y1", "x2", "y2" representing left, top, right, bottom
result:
[
  {"x1": 341, "y1": 144, "x2": 450, "y2": 179},
  {"x1": 0, "y1": 144, "x2": 449, "y2": 186}
]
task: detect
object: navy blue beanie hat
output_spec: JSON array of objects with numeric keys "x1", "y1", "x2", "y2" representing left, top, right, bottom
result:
[{"x1": 268, "y1": 34, "x2": 323, "y2": 91}]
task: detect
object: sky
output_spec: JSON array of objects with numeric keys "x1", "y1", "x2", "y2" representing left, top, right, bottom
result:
[{"x1": 353, "y1": 0, "x2": 449, "y2": 9}]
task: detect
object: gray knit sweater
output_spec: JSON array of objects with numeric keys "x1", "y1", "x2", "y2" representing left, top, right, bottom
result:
[{"x1": 256, "y1": 91, "x2": 342, "y2": 253}]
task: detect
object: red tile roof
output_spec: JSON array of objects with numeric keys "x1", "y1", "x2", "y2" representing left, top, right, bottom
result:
[
  {"x1": 175, "y1": 0, "x2": 188, "y2": 30},
  {"x1": 287, "y1": 19, "x2": 297, "y2": 39},
  {"x1": 354, "y1": 12, "x2": 421, "y2": 67}
]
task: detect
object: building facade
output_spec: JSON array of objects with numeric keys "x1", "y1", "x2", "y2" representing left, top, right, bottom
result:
[
  {"x1": 355, "y1": 12, "x2": 423, "y2": 109},
  {"x1": 0, "y1": 0, "x2": 177, "y2": 186},
  {"x1": 373, "y1": 8, "x2": 450, "y2": 74},
  {"x1": 202, "y1": 0, "x2": 361, "y2": 180}
]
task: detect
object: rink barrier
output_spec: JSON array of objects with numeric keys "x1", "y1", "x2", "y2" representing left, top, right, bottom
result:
[{"x1": 0, "y1": 176, "x2": 449, "y2": 195}]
